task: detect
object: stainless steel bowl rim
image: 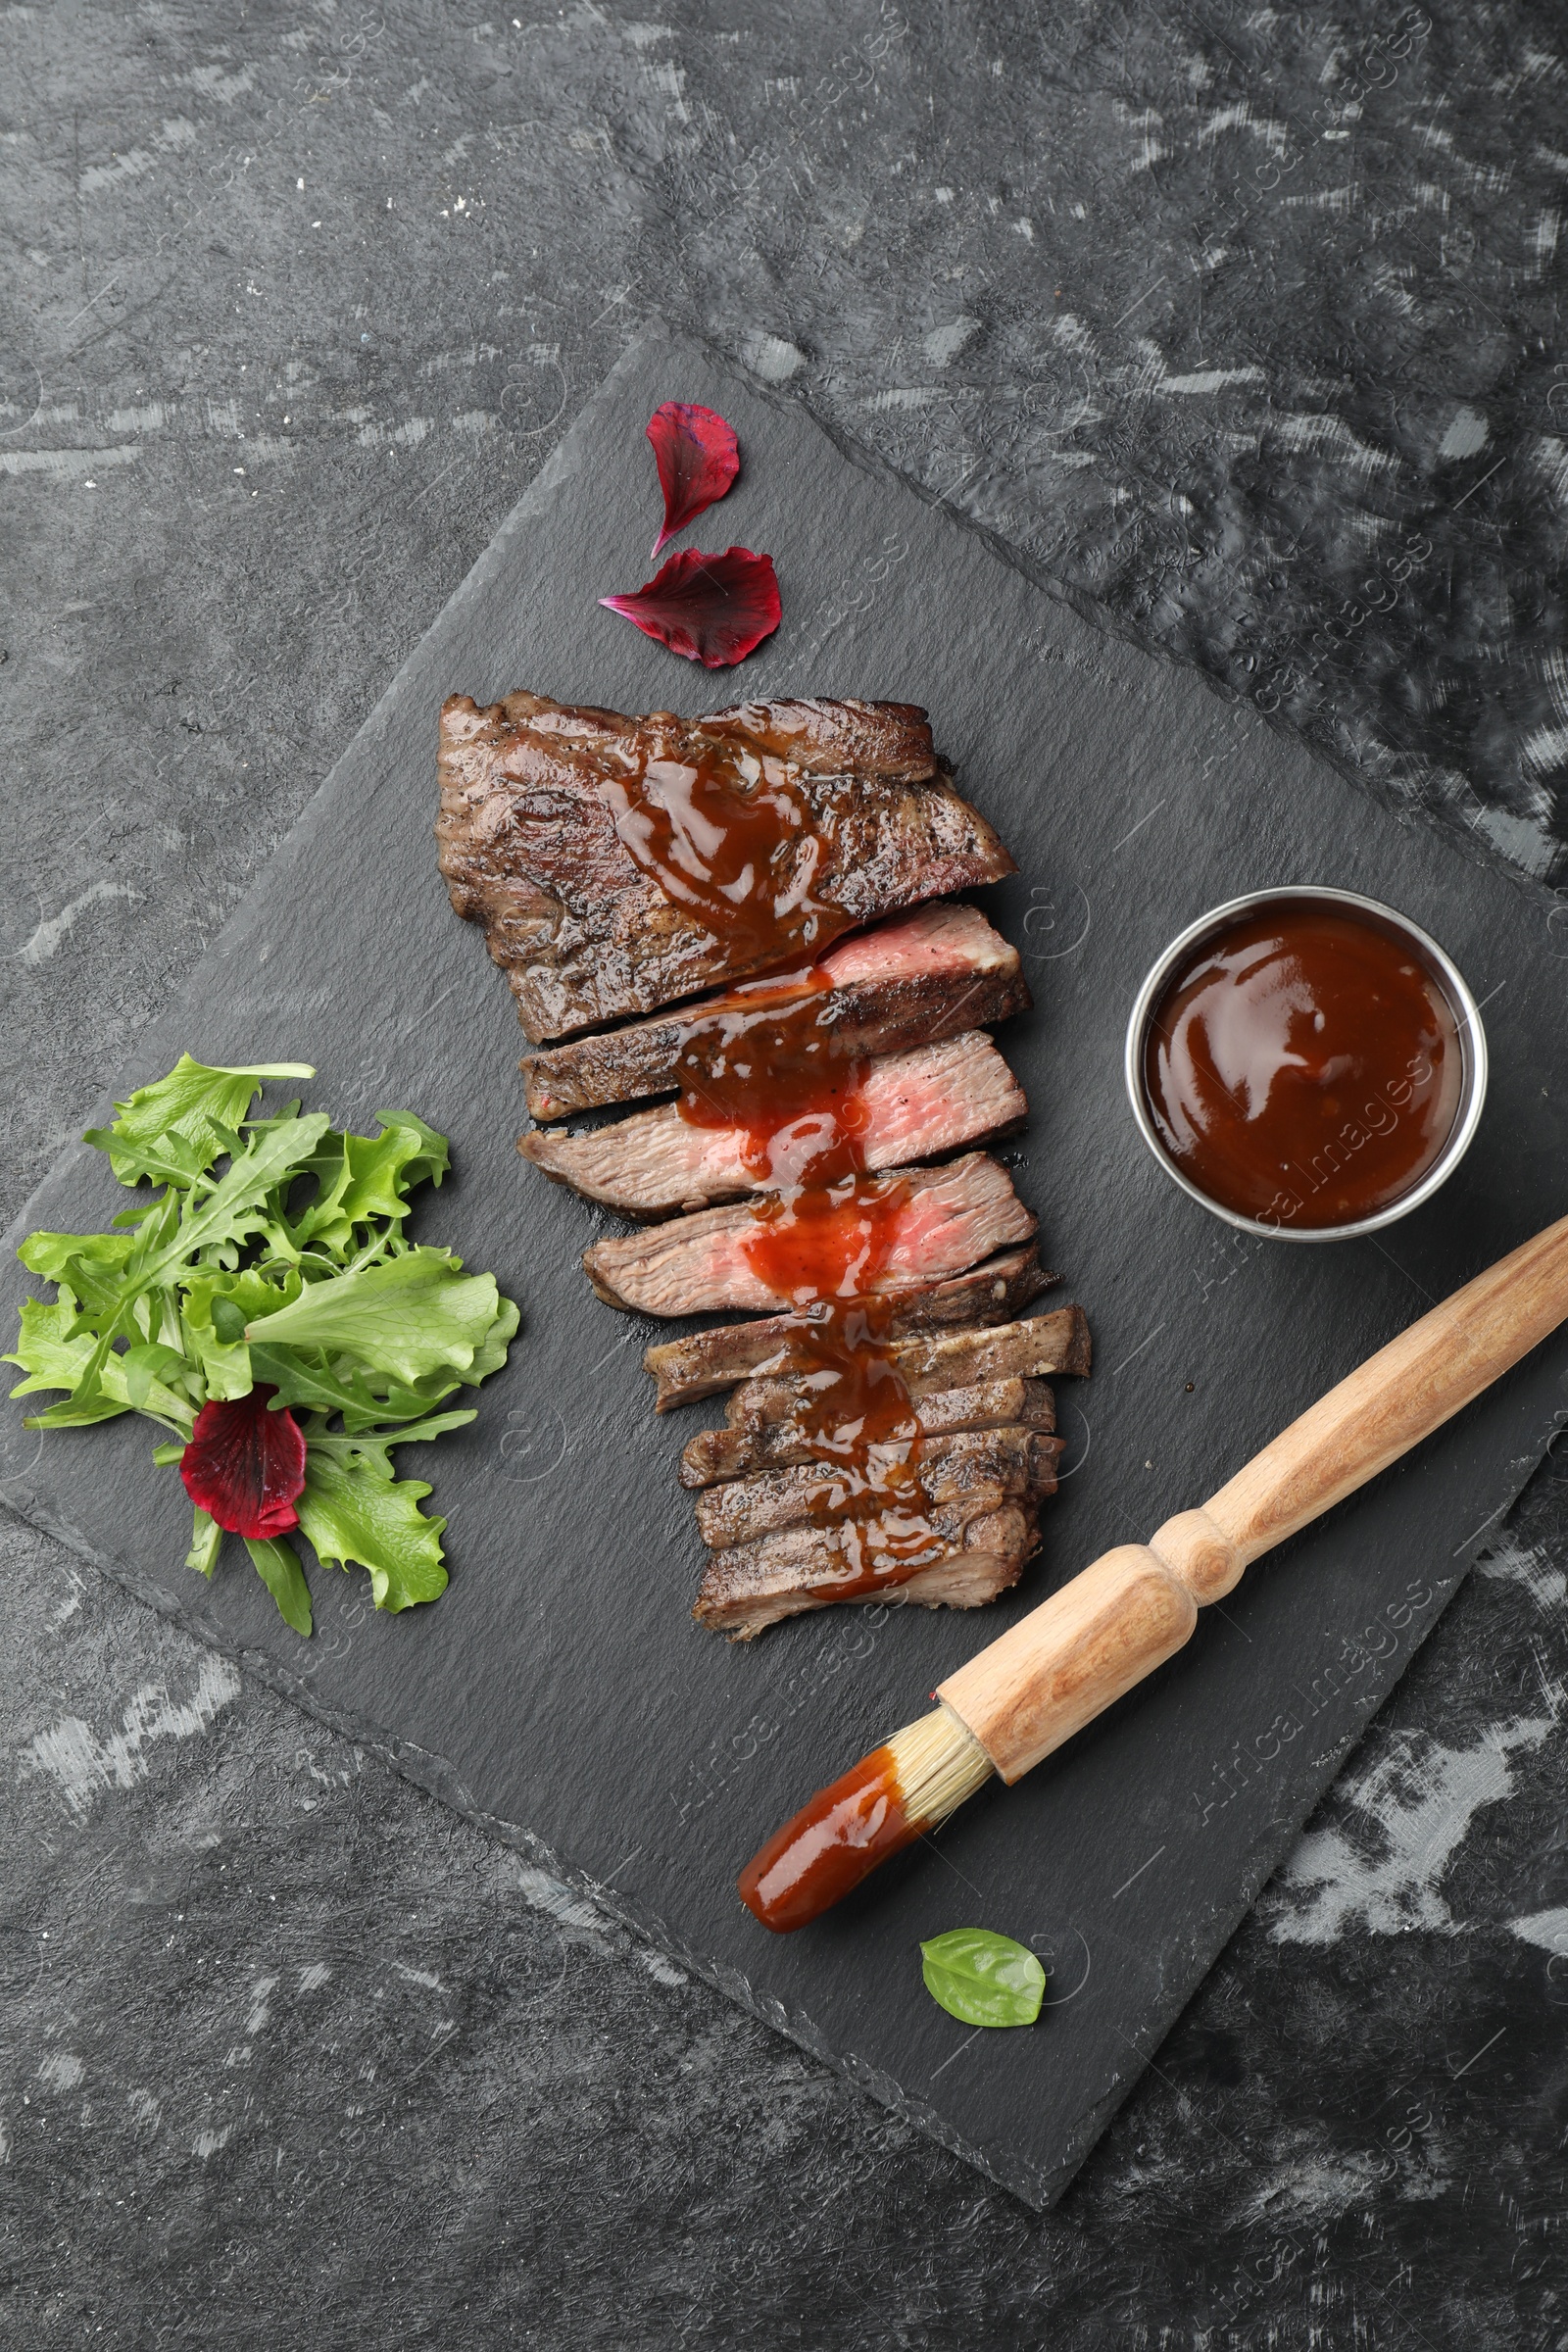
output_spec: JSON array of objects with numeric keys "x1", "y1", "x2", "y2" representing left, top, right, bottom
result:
[{"x1": 1122, "y1": 883, "x2": 1490, "y2": 1245}]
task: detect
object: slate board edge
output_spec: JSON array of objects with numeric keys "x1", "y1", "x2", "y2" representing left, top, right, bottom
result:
[
  {"x1": 0, "y1": 1470, "x2": 1054, "y2": 2207},
  {"x1": 9, "y1": 1387, "x2": 1562, "y2": 2213},
  {"x1": 3, "y1": 318, "x2": 1562, "y2": 2210},
  {"x1": 715, "y1": 324, "x2": 1555, "y2": 920}
]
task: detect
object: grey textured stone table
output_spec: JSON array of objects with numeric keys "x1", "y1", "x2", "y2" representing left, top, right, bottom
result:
[{"x1": 4, "y1": 4, "x2": 1567, "y2": 2343}]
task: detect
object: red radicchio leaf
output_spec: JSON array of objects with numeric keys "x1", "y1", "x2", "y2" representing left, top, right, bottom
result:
[
  {"x1": 600, "y1": 547, "x2": 781, "y2": 669},
  {"x1": 647, "y1": 401, "x2": 741, "y2": 558},
  {"x1": 179, "y1": 1383, "x2": 308, "y2": 1539}
]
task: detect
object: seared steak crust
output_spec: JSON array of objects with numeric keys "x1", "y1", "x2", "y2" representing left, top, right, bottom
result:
[
  {"x1": 694, "y1": 1499, "x2": 1037, "y2": 1639},
  {"x1": 723, "y1": 1309, "x2": 1090, "y2": 1436},
  {"x1": 519, "y1": 904, "x2": 1030, "y2": 1121},
  {"x1": 692, "y1": 1426, "x2": 1063, "y2": 1548},
  {"x1": 643, "y1": 1244, "x2": 1055, "y2": 1408},
  {"x1": 680, "y1": 1374, "x2": 1055, "y2": 1487},
  {"x1": 437, "y1": 693, "x2": 1015, "y2": 1042}
]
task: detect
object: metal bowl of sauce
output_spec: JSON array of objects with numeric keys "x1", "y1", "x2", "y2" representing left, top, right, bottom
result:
[{"x1": 1124, "y1": 885, "x2": 1488, "y2": 1242}]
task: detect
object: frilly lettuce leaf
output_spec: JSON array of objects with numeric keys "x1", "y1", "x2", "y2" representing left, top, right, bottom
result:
[
  {"x1": 294, "y1": 1443, "x2": 450, "y2": 1613},
  {"x1": 84, "y1": 1054, "x2": 316, "y2": 1186},
  {"x1": 248, "y1": 1296, "x2": 518, "y2": 1432},
  {"x1": 244, "y1": 1249, "x2": 506, "y2": 1386},
  {"x1": 5, "y1": 1293, "x2": 194, "y2": 1431},
  {"x1": 18, "y1": 1230, "x2": 136, "y2": 1321}
]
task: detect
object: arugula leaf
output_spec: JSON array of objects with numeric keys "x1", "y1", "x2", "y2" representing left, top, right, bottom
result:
[
  {"x1": 245, "y1": 1249, "x2": 504, "y2": 1386},
  {"x1": 248, "y1": 1344, "x2": 457, "y2": 1431},
  {"x1": 84, "y1": 1055, "x2": 316, "y2": 1186},
  {"x1": 5, "y1": 1293, "x2": 193, "y2": 1431},
  {"x1": 919, "y1": 1931, "x2": 1047, "y2": 2029},
  {"x1": 18, "y1": 1230, "x2": 136, "y2": 1320},
  {"x1": 55, "y1": 1118, "x2": 332, "y2": 1422},
  {"x1": 294, "y1": 1446, "x2": 449, "y2": 1612},
  {"x1": 243, "y1": 1536, "x2": 314, "y2": 1636},
  {"x1": 136, "y1": 1116, "x2": 330, "y2": 1287},
  {"x1": 306, "y1": 1409, "x2": 477, "y2": 1467},
  {"x1": 246, "y1": 1298, "x2": 516, "y2": 1433},
  {"x1": 291, "y1": 1120, "x2": 449, "y2": 1255}
]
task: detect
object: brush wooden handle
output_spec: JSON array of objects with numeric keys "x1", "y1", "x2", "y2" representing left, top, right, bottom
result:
[{"x1": 938, "y1": 1212, "x2": 1568, "y2": 1783}]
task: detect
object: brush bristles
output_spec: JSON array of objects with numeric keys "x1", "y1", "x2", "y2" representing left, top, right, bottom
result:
[{"x1": 887, "y1": 1704, "x2": 995, "y2": 1831}]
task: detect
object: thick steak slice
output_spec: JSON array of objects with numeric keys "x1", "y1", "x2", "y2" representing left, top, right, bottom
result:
[
  {"x1": 681, "y1": 1374, "x2": 1055, "y2": 1487},
  {"x1": 519, "y1": 904, "x2": 1031, "y2": 1120},
  {"x1": 437, "y1": 693, "x2": 1015, "y2": 1042},
  {"x1": 894, "y1": 1304, "x2": 1093, "y2": 1392},
  {"x1": 693, "y1": 1426, "x2": 1063, "y2": 1548},
  {"x1": 583, "y1": 1153, "x2": 1036, "y2": 1317},
  {"x1": 725, "y1": 1307, "x2": 1090, "y2": 1435},
  {"x1": 644, "y1": 1244, "x2": 1054, "y2": 1408},
  {"x1": 694, "y1": 1501, "x2": 1037, "y2": 1640},
  {"x1": 517, "y1": 1031, "x2": 1026, "y2": 1215}
]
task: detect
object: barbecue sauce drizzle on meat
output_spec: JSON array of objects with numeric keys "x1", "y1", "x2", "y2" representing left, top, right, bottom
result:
[
  {"x1": 597, "y1": 733, "x2": 1003, "y2": 1595},
  {"x1": 595, "y1": 736, "x2": 857, "y2": 971},
  {"x1": 669, "y1": 963, "x2": 952, "y2": 1594},
  {"x1": 672, "y1": 962, "x2": 858, "y2": 1187}
]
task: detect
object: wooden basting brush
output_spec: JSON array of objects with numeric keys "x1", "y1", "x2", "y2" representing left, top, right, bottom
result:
[{"x1": 739, "y1": 1210, "x2": 1568, "y2": 1933}]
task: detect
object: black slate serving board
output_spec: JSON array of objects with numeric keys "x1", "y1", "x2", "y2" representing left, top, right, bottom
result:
[{"x1": 6, "y1": 324, "x2": 1567, "y2": 2208}]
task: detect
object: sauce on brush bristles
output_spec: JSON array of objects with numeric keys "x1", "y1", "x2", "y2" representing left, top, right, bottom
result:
[{"x1": 737, "y1": 1706, "x2": 993, "y2": 1932}]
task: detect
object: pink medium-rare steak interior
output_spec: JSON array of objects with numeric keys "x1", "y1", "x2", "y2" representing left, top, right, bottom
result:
[
  {"x1": 517, "y1": 1030, "x2": 1027, "y2": 1214},
  {"x1": 583, "y1": 1152, "x2": 1037, "y2": 1317}
]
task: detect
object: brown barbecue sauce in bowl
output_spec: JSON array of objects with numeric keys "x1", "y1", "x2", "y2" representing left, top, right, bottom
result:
[{"x1": 1127, "y1": 889, "x2": 1486, "y2": 1240}]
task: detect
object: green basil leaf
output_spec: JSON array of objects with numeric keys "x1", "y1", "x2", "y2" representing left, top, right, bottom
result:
[
  {"x1": 919, "y1": 1930, "x2": 1047, "y2": 2029},
  {"x1": 242, "y1": 1535, "x2": 314, "y2": 1636}
]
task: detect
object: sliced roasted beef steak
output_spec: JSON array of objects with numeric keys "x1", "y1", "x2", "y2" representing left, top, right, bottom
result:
[
  {"x1": 643, "y1": 1245, "x2": 1054, "y2": 1407},
  {"x1": 723, "y1": 1309, "x2": 1089, "y2": 1438},
  {"x1": 437, "y1": 693, "x2": 1014, "y2": 1042},
  {"x1": 517, "y1": 1030, "x2": 1027, "y2": 1215},
  {"x1": 583, "y1": 1153, "x2": 1036, "y2": 1317},
  {"x1": 679, "y1": 1374, "x2": 1055, "y2": 1487},
  {"x1": 694, "y1": 1499, "x2": 1038, "y2": 1639},
  {"x1": 692, "y1": 1426, "x2": 1062, "y2": 1548},
  {"x1": 519, "y1": 904, "x2": 1031, "y2": 1121}
]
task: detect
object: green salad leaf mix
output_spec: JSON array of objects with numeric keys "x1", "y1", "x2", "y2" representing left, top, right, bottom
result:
[{"x1": 5, "y1": 1056, "x2": 518, "y2": 1638}]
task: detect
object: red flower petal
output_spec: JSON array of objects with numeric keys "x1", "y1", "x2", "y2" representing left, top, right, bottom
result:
[
  {"x1": 600, "y1": 547, "x2": 781, "y2": 669},
  {"x1": 179, "y1": 1384, "x2": 307, "y2": 1539},
  {"x1": 647, "y1": 402, "x2": 740, "y2": 558}
]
